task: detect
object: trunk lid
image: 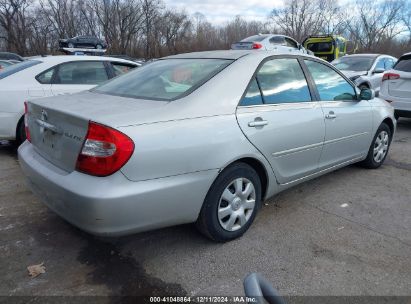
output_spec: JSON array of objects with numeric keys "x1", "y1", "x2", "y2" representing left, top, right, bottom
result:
[
  {"x1": 27, "y1": 102, "x2": 88, "y2": 172},
  {"x1": 27, "y1": 91, "x2": 168, "y2": 172}
]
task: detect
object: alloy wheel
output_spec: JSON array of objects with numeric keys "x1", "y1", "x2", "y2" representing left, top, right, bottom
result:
[{"x1": 373, "y1": 130, "x2": 389, "y2": 163}]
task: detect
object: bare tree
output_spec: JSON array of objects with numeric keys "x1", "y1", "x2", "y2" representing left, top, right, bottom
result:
[{"x1": 347, "y1": 0, "x2": 407, "y2": 51}]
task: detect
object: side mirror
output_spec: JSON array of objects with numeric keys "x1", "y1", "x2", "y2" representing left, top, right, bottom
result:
[
  {"x1": 359, "y1": 88, "x2": 375, "y2": 100},
  {"x1": 373, "y1": 68, "x2": 385, "y2": 74}
]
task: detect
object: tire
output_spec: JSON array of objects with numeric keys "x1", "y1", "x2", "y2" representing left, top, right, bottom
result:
[
  {"x1": 15, "y1": 118, "x2": 26, "y2": 146},
  {"x1": 359, "y1": 84, "x2": 369, "y2": 90},
  {"x1": 67, "y1": 42, "x2": 74, "y2": 48},
  {"x1": 360, "y1": 123, "x2": 391, "y2": 169},
  {"x1": 196, "y1": 162, "x2": 262, "y2": 242},
  {"x1": 96, "y1": 44, "x2": 103, "y2": 49}
]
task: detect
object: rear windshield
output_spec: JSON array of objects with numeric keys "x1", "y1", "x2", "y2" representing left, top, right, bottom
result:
[
  {"x1": 241, "y1": 35, "x2": 269, "y2": 42},
  {"x1": 94, "y1": 58, "x2": 233, "y2": 101},
  {"x1": 394, "y1": 55, "x2": 411, "y2": 72},
  {"x1": 307, "y1": 42, "x2": 333, "y2": 53},
  {"x1": 0, "y1": 60, "x2": 41, "y2": 80},
  {"x1": 332, "y1": 56, "x2": 374, "y2": 72}
]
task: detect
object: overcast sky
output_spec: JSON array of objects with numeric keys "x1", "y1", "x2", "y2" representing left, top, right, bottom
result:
[{"x1": 163, "y1": 0, "x2": 284, "y2": 24}]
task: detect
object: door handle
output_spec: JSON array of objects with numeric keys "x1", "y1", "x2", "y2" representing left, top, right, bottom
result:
[
  {"x1": 248, "y1": 119, "x2": 268, "y2": 127},
  {"x1": 325, "y1": 111, "x2": 337, "y2": 119}
]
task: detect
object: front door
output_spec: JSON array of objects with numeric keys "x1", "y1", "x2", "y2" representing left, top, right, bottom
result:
[
  {"x1": 303, "y1": 59, "x2": 373, "y2": 169},
  {"x1": 236, "y1": 57, "x2": 325, "y2": 184}
]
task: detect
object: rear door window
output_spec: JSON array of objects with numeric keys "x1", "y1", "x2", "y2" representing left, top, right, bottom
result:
[
  {"x1": 240, "y1": 79, "x2": 263, "y2": 106},
  {"x1": 304, "y1": 60, "x2": 356, "y2": 101},
  {"x1": 36, "y1": 68, "x2": 56, "y2": 84},
  {"x1": 394, "y1": 55, "x2": 411, "y2": 72},
  {"x1": 54, "y1": 61, "x2": 109, "y2": 85},
  {"x1": 255, "y1": 58, "x2": 312, "y2": 104}
]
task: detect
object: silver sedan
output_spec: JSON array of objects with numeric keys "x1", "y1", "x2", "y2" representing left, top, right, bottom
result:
[{"x1": 19, "y1": 50, "x2": 396, "y2": 242}]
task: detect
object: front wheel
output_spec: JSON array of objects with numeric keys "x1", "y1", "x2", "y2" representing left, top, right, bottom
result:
[
  {"x1": 360, "y1": 123, "x2": 391, "y2": 169},
  {"x1": 96, "y1": 44, "x2": 103, "y2": 49},
  {"x1": 196, "y1": 162, "x2": 262, "y2": 242},
  {"x1": 67, "y1": 42, "x2": 74, "y2": 48}
]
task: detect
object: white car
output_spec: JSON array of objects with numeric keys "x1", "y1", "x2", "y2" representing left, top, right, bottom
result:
[
  {"x1": 231, "y1": 34, "x2": 310, "y2": 54},
  {"x1": 0, "y1": 55, "x2": 139, "y2": 143},
  {"x1": 380, "y1": 52, "x2": 411, "y2": 119},
  {"x1": 332, "y1": 54, "x2": 397, "y2": 94}
]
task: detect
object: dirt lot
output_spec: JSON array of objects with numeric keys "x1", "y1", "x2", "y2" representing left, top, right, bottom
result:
[{"x1": 0, "y1": 119, "x2": 410, "y2": 302}]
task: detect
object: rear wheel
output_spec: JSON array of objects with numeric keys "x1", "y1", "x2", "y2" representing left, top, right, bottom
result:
[
  {"x1": 360, "y1": 123, "x2": 391, "y2": 169},
  {"x1": 96, "y1": 44, "x2": 103, "y2": 49},
  {"x1": 196, "y1": 162, "x2": 261, "y2": 242},
  {"x1": 68, "y1": 42, "x2": 74, "y2": 48}
]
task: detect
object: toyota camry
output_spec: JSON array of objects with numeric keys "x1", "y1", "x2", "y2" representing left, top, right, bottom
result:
[{"x1": 18, "y1": 50, "x2": 395, "y2": 242}]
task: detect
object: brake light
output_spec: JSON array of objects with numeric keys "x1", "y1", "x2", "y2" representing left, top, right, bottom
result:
[
  {"x1": 382, "y1": 73, "x2": 400, "y2": 81},
  {"x1": 252, "y1": 43, "x2": 263, "y2": 49},
  {"x1": 76, "y1": 121, "x2": 134, "y2": 177},
  {"x1": 24, "y1": 101, "x2": 31, "y2": 142}
]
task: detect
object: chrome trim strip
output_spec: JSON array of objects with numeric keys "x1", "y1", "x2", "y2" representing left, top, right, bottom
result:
[
  {"x1": 272, "y1": 142, "x2": 323, "y2": 157},
  {"x1": 272, "y1": 132, "x2": 368, "y2": 158},
  {"x1": 323, "y1": 132, "x2": 368, "y2": 145}
]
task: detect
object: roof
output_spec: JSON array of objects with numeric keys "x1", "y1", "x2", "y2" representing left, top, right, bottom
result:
[
  {"x1": 163, "y1": 50, "x2": 254, "y2": 60},
  {"x1": 31, "y1": 55, "x2": 137, "y2": 65},
  {"x1": 163, "y1": 49, "x2": 313, "y2": 60},
  {"x1": 346, "y1": 53, "x2": 381, "y2": 58}
]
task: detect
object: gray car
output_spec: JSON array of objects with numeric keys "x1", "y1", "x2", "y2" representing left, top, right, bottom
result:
[
  {"x1": 332, "y1": 54, "x2": 397, "y2": 94},
  {"x1": 18, "y1": 50, "x2": 395, "y2": 242}
]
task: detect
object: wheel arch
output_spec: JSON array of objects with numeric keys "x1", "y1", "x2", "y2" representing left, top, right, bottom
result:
[{"x1": 382, "y1": 117, "x2": 394, "y2": 138}]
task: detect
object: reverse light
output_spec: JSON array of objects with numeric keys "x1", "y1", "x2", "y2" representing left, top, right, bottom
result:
[
  {"x1": 76, "y1": 121, "x2": 134, "y2": 177},
  {"x1": 252, "y1": 43, "x2": 263, "y2": 49},
  {"x1": 382, "y1": 73, "x2": 400, "y2": 81},
  {"x1": 24, "y1": 101, "x2": 31, "y2": 142}
]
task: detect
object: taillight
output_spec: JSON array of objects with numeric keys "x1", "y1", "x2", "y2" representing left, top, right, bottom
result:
[
  {"x1": 252, "y1": 43, "x2": 263, "y2": 49},
  {"x1": 76, "y1": 121, "x2": 134, "y2": 177},
  {"x1": 24, "y1": 101, "x2": 31, "y2": 142},
  {"x1": 382, "y1": 73, "x2": 400, "y2": 81}
]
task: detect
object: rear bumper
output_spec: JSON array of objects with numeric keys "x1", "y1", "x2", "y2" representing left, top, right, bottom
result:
[
  {"x1": 379, "y1": 92, "x2": 411, "y2": 113},
  {"x1": 18, "y1": 142, "x2": 217, "y2": 236}
]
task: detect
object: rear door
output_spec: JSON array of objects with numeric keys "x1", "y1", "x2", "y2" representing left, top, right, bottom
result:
[
  {"x1": 51, "y1": 61, "x2": 109, "y2": 96},
  {"x1": 303, "y1": 59, "x2": 373, "y2": 169},
  {"x1": 236, "y1": 57, "x2": 325, "y2": 184}
]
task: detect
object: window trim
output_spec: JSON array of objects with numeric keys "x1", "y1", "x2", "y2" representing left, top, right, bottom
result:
[
  {"x1": 238, "y1": 54, "x2": 318, "y2": 107},
  {"x1": 35, "y1": 60, "x2": 111, "y2": 85},
  {"x1": 301, "y1": 57, "x2": 359, "y2": 102}
]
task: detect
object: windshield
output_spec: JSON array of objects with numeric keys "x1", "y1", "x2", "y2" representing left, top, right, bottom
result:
[
  {"x1": 94, "y1": 58, "x2": 233, "y2": 101},
  {"x1": 307, "y1": 42, "x2": 333, "y2": 53},
  {"x1": 0, "y1": 60, "x2": 41, "y2": 80},
  {"x1": 332, "y1": 56, "x2": 375, "y2": 72}
]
